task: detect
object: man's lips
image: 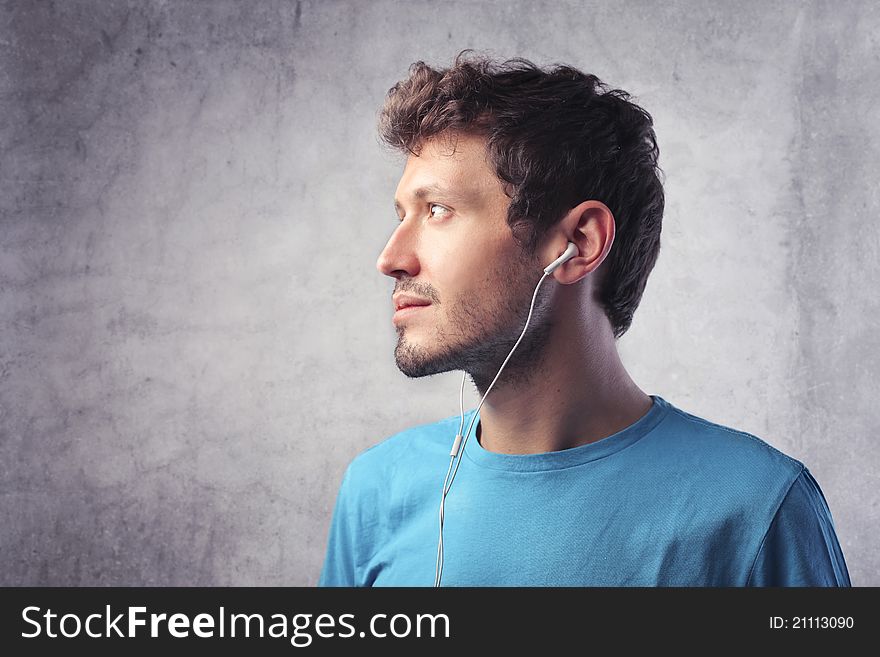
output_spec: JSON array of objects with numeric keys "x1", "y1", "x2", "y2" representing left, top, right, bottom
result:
[
  {"x1": 392, "y1": 294, "x2": 432, "y2": 311},
  {"x1": 392, "y1": 294, "x2": 432, "y2": 325}
]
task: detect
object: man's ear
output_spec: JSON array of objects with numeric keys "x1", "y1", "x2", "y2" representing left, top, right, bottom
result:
[{"x1": 543, "y1": 200, "x2": 615, "y2": 285}]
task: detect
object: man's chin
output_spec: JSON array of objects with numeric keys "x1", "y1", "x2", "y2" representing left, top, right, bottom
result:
[
  {"x1": 394, "y1": 354, "x2": 454, "y2": 378},
  {"x1": 394, "y1": 341, "x2": 460, "y2": 378}
]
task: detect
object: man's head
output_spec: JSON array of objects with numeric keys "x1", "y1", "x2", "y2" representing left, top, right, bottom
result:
[{"x1": 375, "y1": 51, "x2": 664, "y2": 388}]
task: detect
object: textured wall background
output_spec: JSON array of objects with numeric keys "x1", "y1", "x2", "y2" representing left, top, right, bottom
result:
[{"x1": 1, "y1": 0, "x2": 877, "y2": 586}]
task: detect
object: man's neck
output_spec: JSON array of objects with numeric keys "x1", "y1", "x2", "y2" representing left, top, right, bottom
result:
[{"x1": 473, "y1": 312, "x2": 652, "y2": 455}]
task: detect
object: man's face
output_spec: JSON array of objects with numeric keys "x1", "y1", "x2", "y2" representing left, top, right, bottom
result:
[{"x1": 376, "y1": 132, "x2": 553, "y2": 386}]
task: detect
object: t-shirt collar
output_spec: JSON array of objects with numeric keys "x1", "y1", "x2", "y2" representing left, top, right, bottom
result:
[{"x1": 463, "y1": 394, "x2": 671, "y2": 472}]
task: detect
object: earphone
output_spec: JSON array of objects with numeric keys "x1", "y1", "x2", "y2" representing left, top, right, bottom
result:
[
  {"x1": 434, "y1": 241, "x2": 579, "y2": 587},
  {"x1": 544, "y1": 241, "x2": 578, "y2": 275}
]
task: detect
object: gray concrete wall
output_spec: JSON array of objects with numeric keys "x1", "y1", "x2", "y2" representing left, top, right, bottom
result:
[{"x1": 1, "y1": 0, "x2": 877, "y2": 585}]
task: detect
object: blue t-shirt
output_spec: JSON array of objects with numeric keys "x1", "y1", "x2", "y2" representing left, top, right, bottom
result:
[{"x1": 318, "y1": 395, "x2": 850, "y2": 586}]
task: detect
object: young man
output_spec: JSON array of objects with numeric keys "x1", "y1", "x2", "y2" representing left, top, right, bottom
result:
[{"x1": 318, "y1": 52, "x2": 851, "y2": 586}]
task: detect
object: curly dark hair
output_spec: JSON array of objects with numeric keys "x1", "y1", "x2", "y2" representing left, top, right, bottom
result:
[{"x1": 378, "y1": 49, "x2": 664, "y2": 339}]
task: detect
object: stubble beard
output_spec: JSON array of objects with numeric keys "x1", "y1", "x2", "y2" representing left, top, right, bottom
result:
[{"x1": 393, "y1": 255, "x2": 555, "y2": 397}]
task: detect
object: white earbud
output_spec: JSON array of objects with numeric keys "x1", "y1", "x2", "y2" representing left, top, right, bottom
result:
[{"x1": 543, "y1": 241, "x2": 578, "y2": 274}]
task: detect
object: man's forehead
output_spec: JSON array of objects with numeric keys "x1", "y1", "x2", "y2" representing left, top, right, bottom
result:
[
  {"x1": 394, "y1": 181, "x2": 475, "y2": 207},
  {"x1": 392, "y1": 132, "x2": 507, "y2": 210},
  {"x1": 394, "y1": 165, "x2": 499, "y2": 207}
]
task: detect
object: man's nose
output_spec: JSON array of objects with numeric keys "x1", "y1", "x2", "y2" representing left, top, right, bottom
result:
[{"x1": 376, "y1": 224, "x2": 420, "y2": 279}]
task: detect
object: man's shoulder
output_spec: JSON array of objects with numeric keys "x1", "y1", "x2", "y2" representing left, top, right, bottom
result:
[
  {"x1": 344, "y1": 411, "x2": 463, "y2": 482},
  {"x1": 655, "y1": 396, "x2": 805, "y2": 487}
]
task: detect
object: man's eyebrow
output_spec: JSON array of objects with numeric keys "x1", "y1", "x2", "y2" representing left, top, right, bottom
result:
[{"x1": 394, "y1": 184, "x2": 472, "y2": 213}]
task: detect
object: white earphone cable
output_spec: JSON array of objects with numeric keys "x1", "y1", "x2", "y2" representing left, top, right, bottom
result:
[{"x1": 434, "y1": 373, "x2": 466, "y2": 587}]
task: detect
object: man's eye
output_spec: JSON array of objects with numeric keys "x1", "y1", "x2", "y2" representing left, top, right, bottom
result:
[{"x1": 429, "y1": 204, "x2": 450, "y2": 218}]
